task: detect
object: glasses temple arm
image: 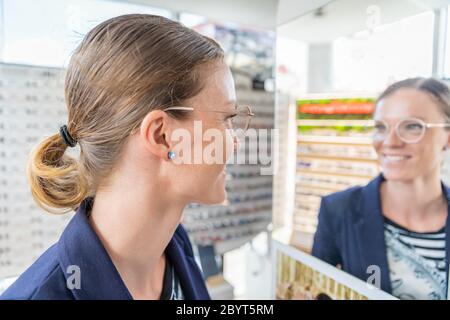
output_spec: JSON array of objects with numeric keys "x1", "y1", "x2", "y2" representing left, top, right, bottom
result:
[
  {"x1": 426, "y1": 123, "x2": 450, "y2": 128},
  {"x1": 162, "y1": 106, "x2": 194, "y2": 111}
]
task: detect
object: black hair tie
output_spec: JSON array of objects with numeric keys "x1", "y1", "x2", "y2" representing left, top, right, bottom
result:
[{"x1": 59, "y1": 125, "x2": 77, "y2": 148}]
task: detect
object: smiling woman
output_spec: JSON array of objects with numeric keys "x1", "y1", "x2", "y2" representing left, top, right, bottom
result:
[{"x1": 312, "y1": 77, "x2": 450, "y2": 300}]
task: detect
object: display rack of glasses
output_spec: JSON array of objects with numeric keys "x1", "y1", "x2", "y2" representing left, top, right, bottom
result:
[
  {"x1": 182, "y1": 71, "x2": 274, "y2": 255},
  {"x1": 192, "y1": 22, "x2": 275, "y2": 86},
  {"x1": 0, "y1": 63, "x2": 72, "y2": 278},
  {"x1": 292, "y1": 97, "x2": 379, "y2": 252}
]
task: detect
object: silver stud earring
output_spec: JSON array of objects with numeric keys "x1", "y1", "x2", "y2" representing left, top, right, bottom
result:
[{"x1": 168, "y1": 151, "x2": 176, "y2": 160}]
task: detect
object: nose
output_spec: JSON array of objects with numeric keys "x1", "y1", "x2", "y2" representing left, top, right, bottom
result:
[{"x1": 382, "y1": 126, "x2": 404, "y2": 147}]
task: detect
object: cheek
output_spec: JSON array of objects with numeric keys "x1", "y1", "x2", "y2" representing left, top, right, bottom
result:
[
  {"x1": 407, "y1": 139, "x2": 444, "y2": 171},
  {"x1": 200, "y1": 124, "x2": 234, "y2": 163},
  {"x1": 373, "y1": 141, "x2": 382, "y2": 155},
  {"x1": 420, "y1": 133, "x2": 445, "y2": 154}
]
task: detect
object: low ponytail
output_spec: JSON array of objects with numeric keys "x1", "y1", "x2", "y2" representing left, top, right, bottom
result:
[{"x1": 27, "y1": 133, "x2": 88, "y2": 214}]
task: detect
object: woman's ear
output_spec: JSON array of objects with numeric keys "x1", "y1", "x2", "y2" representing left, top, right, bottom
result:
[{"x1": 139, "y1": 110, "x2": 172, "y2": 160}]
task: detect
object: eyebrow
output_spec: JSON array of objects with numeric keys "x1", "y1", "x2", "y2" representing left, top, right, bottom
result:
[
  {"x1": 224, "y1": 100, "x2": 237, "y2": 109},
  {"x1": 214, "y1": 101, "x2": 237, "y2": 114}
]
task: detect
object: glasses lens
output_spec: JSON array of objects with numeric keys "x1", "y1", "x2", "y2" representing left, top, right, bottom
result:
[
  {"x1": 397, "y1": 119, "x2": 425, "y2": 143},
  {"x1": 373, "y1": 121, "x2": 388, "y2": 141},
  {"x1": 230, "y1": 106, "x2": 251, "y2": 132}
]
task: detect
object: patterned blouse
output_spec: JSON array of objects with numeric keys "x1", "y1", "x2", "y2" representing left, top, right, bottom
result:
[{"x1": 384, "y1": 217, "x2": 447, "y2": 300}]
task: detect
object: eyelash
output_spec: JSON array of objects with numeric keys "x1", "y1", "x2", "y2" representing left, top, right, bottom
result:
[{"x1": 225, "y1": 114, "x2": 237, "y2": 121}]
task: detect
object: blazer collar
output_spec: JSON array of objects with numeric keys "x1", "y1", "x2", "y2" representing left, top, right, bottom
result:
[
  {"x1": 165, "y1": 229, "x2": 210, "y2": 300},
  {"x1": 358, "y1": 174, "x2": 391, "y2": 292},
  {"x1": 358, "y1": 174, "x2": 450, "y2": 294},
  {"x1": 442, "y1": 183, "x2": 450, "y2": 294},
  {"x1": 56, "y1": 198, "x2": 209, "y2": 300},
  {"x1": 57, "y1": 198, "x2": 133, "y2": 299}
]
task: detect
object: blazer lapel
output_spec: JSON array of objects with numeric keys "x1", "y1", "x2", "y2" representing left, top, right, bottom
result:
[
  {"x1": 356, "y1": 174, "x2": 392, "y2": 293},
  {"x1": 442, "y1": 184, "x2": 450, "y2": 297},
  {"x1": 165, "y1": 226, "x2": 210, "y2": 300},
  {"x1": 58, "y1": 199, "x2": 210, "y2": 300},
  {"x1": 57, "y1": 199, "x2": 133, "y2": 300}
]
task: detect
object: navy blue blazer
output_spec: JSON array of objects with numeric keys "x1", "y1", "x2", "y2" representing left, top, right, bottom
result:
[
  {"x1": 0, "y1": 198, "x2": 210, "y2": 300},
  {"x1": 312, "y1": 174, "x2": 450, "y2": 294}
]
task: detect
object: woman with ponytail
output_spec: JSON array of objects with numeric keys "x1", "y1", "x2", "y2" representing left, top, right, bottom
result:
[{"x1": 1, "y1": 14, "x2": 251, "y2": 300}]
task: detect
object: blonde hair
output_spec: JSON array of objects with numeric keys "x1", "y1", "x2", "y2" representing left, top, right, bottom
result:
[{"x1": 27, "y1": 14, "x2": 224, "y2": 213}]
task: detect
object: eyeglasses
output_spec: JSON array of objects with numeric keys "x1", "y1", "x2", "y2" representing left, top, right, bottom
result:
[
  {"x1": 373, "y1": 117, "x2": 450, "y2": 143},
  {"x1": 162, "y1": 105, "x2": 254, "y2": 134}
]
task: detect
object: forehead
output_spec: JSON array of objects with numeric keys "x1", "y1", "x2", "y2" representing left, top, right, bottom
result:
[
  {"x1": 189, "y1": 63, "x2": 236, "y2": 111},
  {"x1": 374, "y1": 88, "x2": 444, "y2": 121}
]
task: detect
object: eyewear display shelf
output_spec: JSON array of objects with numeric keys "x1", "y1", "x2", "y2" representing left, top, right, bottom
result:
[
  {"x1": 0, "y1": 63, "x2": 71, "y2": 279},
  {"x1": 292, "y1": 97, "x2": 379, "y2": 252},
  {"x1": 182, "y1": 72, "x2": 274, "y2": 255}
]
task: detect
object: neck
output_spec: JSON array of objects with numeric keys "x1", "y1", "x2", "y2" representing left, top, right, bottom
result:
[
  {"x1": 381, "y1": 170, "x2": 448, "y2": 230},
  {"x1": 88, "y1": 168, "x2": 185, "y2": 297}
]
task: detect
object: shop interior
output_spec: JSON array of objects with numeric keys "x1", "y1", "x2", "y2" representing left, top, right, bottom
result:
[{"x1": 1, "y1": 0, "x2": 450, "y2": 299}]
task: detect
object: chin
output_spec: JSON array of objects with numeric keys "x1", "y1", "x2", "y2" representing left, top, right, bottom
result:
[
  {"x1": 192, "y1": 182, "x2": 227, "y2": 205},
  {"x1": 201, "y1": 189, "x2": 227, "y2": 205},
  {"x1": 194, "y1": 172, "x2": 228, "y2": 205},
  {"x1": 382, "y1": 169, "x2": 416, "y2": 182}
]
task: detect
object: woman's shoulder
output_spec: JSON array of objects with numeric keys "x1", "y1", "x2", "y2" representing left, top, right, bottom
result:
[
  {"x1": 318, "y1": 175, "x2": 384, "y2": 228},
  {"x1": 0, "y1": 244, "x2": 73, "y2": 300},
  {"x1": 321, "y1": 184, "x2": 365, "y2": 209}
]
